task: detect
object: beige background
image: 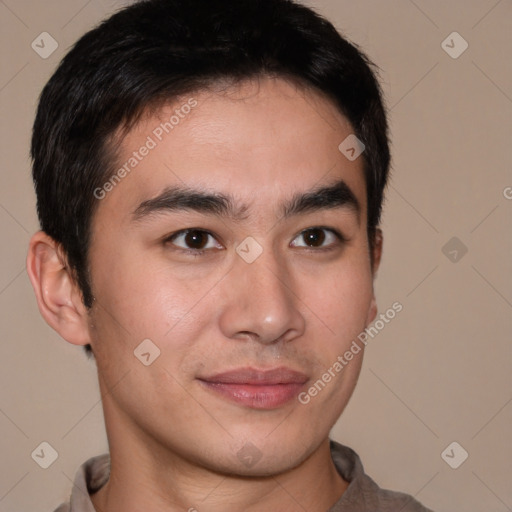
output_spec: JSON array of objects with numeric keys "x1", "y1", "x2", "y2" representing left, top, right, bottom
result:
[{"x1": 1, "y1": 0, "x2": 511, "y2": 511}]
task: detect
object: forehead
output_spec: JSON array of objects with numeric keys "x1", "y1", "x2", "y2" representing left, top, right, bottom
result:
[{"x1": 95, "y1": 77, "x2": 367, "y2": 226}]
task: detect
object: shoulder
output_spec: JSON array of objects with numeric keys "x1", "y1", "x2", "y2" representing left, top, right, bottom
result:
[
  {"x1": 51, "y1": 453, "x2": 110, "y2": 512},
  {"x1": 360, "y1": 484, "x2": 434, "y2": 511},
  {"x1": 52, "y1": 505, "x2": 70, "y2": 512},
  {"x1": 329, "y1": 440, "x2": 435, "y2": 512}
]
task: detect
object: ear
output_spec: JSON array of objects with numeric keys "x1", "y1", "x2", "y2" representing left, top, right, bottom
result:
[
  {"x1": 366, "y1": 228, "x2": 383, "y2": 325},
  {"x1": 26, "y1": 231, "x2": 92, "y2": 346}
]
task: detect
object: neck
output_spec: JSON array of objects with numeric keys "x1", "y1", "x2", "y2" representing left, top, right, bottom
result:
[
  {"x1": 91, "y1": 439, "x2": 348, "y2": 512},
  {"x1": 92, "y1": 400, "x2": 348, "y2": 512}
]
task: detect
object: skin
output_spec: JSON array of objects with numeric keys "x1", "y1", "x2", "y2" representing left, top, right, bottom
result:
[{"x1": 27, "y1": 77, "x2": 382, "y2": 512}]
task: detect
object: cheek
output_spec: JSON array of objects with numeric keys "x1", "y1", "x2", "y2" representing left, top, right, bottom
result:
[
  {"x1": 300, "y1": 263, "x2": 372, "y2": 402},
  {"x1": 306, "y1": 258, "x2": 374, "y2": 342},
  {"x1": 88, "y1": 263, "x2": 210, "y2": 407},
  {"x1": 297, "y1": 255, "x2": 373, "y2": 407},
  {"x1": 90, "y1": 242, "x2": 202, "y2": 333}
]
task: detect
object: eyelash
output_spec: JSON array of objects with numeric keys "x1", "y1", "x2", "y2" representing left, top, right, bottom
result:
[{"x1": 163, "y1": 226, "x2": 347, "y2": 257}]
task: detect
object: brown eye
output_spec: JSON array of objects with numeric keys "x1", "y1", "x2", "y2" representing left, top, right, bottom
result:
[
  {"x1": 290, "y1": 227, "x2": 344, "y2": 250},
  {"x1": 302, "y1": 228, "x2": 326, "y2": 247},
  {"x1": 183, "y1": 230, "x2": 209, "y2": 249},
  {"x1": 167, "y1": 229, "x2": 223, "y2": 253}
]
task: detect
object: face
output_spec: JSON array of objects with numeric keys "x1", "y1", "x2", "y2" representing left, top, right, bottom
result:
[{"x1": 86, "y1": 77, "x2": 378, "y2": 476}]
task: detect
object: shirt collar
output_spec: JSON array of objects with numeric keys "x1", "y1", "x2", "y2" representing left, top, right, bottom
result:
[{"x1": 69, "y1": 453, "x2": 110, "y2": 511}]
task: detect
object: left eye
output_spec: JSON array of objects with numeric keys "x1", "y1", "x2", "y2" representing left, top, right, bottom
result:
[{"x1": 290, "y1": 227, "x2": 342, "y2": 249}]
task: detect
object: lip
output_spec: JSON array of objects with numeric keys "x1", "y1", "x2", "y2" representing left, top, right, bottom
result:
[{"x1": 198, "y1": 367, "x2": 308, "y2": 410}]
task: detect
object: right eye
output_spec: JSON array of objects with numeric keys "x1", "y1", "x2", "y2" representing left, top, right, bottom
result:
[{"x1": 164, "y1": 229, "x2": 224, "y2": 256}]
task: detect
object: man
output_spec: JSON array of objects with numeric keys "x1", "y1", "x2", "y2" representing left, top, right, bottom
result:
[{"x1": 26, "y1": 0, "x2": 433, "y2": 510}]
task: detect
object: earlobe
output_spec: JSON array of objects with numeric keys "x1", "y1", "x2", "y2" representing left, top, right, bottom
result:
[
  {"x1": 366, "y1": 295, "x2": 378, "y2": 325},
  {"x1": 26, "y1": 231, "x2": 91, "y2": 346},
  {"x1": 366, "y1": 228, "x2": 383, "y2": 325},
  {"x1": 371, "y1": 228, "x2": 383, "y2": 275}
]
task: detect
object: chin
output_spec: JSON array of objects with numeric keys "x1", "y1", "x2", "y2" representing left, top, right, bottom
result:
[{"x1": 197, "y1": 430, "x2": 320, "y2": 478}]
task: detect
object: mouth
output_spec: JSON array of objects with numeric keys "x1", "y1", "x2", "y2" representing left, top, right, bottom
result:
[{"x1": 197, "y1": 367, "x2": 309, "y2": 410}]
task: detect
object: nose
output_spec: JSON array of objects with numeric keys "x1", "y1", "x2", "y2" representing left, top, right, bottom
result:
[{"x1": 217, "y1": 246, "x2": 306, "y2": 345}]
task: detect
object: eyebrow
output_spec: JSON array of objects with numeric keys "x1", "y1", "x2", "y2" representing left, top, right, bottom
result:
[{"x1": 132, "y1": 178, "x2": 361, "y2": 224}]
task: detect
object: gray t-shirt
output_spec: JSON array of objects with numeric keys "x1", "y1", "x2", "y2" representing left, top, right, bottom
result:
[{"x1": 54, "y1": 440, "x2": 433, "y2": 511}]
